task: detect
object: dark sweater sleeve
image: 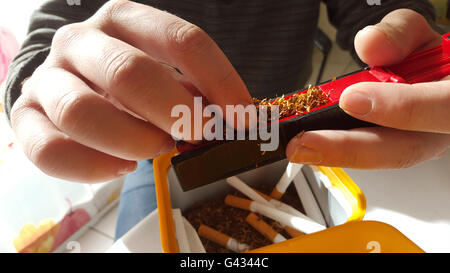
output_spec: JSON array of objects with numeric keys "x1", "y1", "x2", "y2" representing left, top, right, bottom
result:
[
  {"x1": 2, "y1": 0, "x2": 107, "y2": 121},
  {"x1": 322, "y1": 0, "x2": 438, "y2": 64}
]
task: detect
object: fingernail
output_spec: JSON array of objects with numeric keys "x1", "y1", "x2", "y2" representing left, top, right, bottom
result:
[
  {"x1": 358, "y1": 25, "x2": 376, "y2": 36},
  {"x1": 289, "y1": 145, "x2": 322, "y2": 165},
  {"x1": 340, "y1": 89, "x2": 373, "y2": 115},
  {"x1": 118, "y1": 161, "x2": 138, "y2": 176}
]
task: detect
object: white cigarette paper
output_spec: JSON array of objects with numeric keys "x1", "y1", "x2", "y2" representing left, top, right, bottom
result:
[
  {"x1": 293, "y1": 169, "x2": 327, "y2": 226},
  {"x1": 226, "y1": 176, "x2": 323, "y2": 235},
  {"x1": 227, "y1": 238, "x2": 250, "y2": 253},
  {"x1": 271, "y1": 163, "x2": 303, "y2": 199},
  {"x1": 249, "y1": 201, "x2": 326, "y2": 234},
  {"x1": 226, "y1": 176, "x2": 270, "y2": 205},
  {"x1": 198, "y1": 224, "x2": 250, "y2": 253},
  {"x1": 172, "y1": 209, "x2": 191, "y2": 253},
  {"x1": 267, "y1": 197, "x2": 305, "y2": 218}
]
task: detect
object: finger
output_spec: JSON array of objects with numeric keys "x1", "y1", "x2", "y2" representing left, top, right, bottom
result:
[
  {"x1": 339, "y1": 81, "x2": 450, "y2": 133},
  {"x1": 10, "y1": 98, "x2": 137, "y2": 182},
  {"x1": 26, "y1": 67, "x2": 174, "y2": 160},
  {"x1": 285, "y1": 128, "x2": 450, "y2": 169},
  {"x1": 49, "y1": 26, "x2": 202, "y2": 141},
  {"x1": 89, "y1": 0, "x2": 253, "y2": 114},
  {"x1": 355, "y1": 9, "x2": 441, "y2": 66}
]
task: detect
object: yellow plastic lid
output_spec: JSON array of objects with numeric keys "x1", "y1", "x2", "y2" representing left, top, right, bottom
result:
[
  {"x1": 154, "y1": 150, "x2": 422, "y2": 253},
  {"x1": 249, "y1": 220, "x2": 424, "y2": 253}
]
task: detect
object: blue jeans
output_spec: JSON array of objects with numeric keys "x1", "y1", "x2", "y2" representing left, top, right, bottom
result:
[{"x1": 115, "y1": 160, "x2": 157, "y2": 240}]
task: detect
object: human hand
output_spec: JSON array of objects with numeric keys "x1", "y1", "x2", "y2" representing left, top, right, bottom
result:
[
  {"x1": 11, "y1": 0, "x2": 252, "y2": 182},
  {"x1": 286, "y1": 9, "x2": 450, "y2": 169}
]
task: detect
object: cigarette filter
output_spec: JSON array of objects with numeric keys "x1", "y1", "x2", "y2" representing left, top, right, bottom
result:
[
  {"x1": 244, "y1": 191, "x2": 304, "y2": 237},
  {"x1": 226, "y1": 176, "x2": 269, "y2": 205},
  {"x1": 270, "y1": 163, "x2": 303, "y2": 199},
  {"x1": 227, "y1": 176, "x2": 304, "y2": 219},
  {"x1": 236, "y1": 190, "x2": 304, "y2": 237},
  {"x1": 172, "y1": 33, "x2": 450, "y2": 191},
  {"x1": 224, "y1": 194, "x2": 252, "y2": 211},
  {"x1": 255, "y1": 189, "x2": 305, "y2": 218},
  {"x1": 198, "y1": 224, "x2": 250, "y2": 253},
  {"x1": 246, "y1": 213, "x2": 286, "y2": 243},
  {"x1": 225, "y1": 195, "x2": 326, "y2": 234},
  {"x1": 283, "y1": 226, "x2": 304, "y2": 237}
]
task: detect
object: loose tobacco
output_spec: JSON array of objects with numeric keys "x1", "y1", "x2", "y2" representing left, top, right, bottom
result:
[{"x1": 253, "y1": 85, "x2": 330, "y2": 120}]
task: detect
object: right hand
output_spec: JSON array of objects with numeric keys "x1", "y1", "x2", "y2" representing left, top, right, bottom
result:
[{"x1": 11, "y1": 0, "x2": 252, "y2": 182}]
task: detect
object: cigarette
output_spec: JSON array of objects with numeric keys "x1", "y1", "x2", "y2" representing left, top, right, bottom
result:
[
  {"x1": 293, "y1": 168, "x2": 327, "y2": 226},
  {"x1": 270, "y1": 163, "x2": 303, "y2": 199},
  {"x1": 255, "y1": 190, "x2": 306, "y2": 218},
  {"x1": 254, "y1": 191, "x2": 304, "y2": 237},
  {"x1": 246, "y1": 213, "x2": 286, "y2": 243},
  {"x1": 225, "y1": 194, "x2": 252, "y2": 210},
  {"x1": 230, "y1": 193, "x2": 303, "y2": 238},
  {"x1": 283, "y1": 226, "x2": 304, "y2": 237},
  {"x1": 225, "y1": 195, "x2": 326, "y2": 234},
  {"x1": 198, "y1": 224, "x2": 250, "y2": 253},
  {"x1": 226, "y1": 176, "x2": 270, "y2": 205}
]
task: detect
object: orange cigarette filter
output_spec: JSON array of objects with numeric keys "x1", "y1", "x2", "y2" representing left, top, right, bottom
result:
[
  {"x1": 255, "y1": 190, "x2": 272, "y2": 202},
  {"x1": 198, "y1": 224, "x2": 231, "y2": 248},
  {"x1": 254, "y1": 191, "x2": 303, "y2": 237},
  {"x1": 225, "y1": 195, "x2": 252, "y2": 211},
  {"x1": 246, "y1": 213, "x2": 279, "y2": 242},
  {"x1": 284, "y1": 226, "x2": 304, "y2": 238},
  {"x1": 269, "y1": 188, "x2": 284, "y2": 200}
]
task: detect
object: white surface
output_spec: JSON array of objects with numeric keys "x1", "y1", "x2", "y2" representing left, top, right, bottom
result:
[
  {"x1": 107, "y1": 209, "x2": 162, "y2": 253},
  {"x1": 92, "y1": 205, "x2": 118, "y2": 239},
  {"x1": 182, "y1": 217, "x2": 206, "y2": 253},
  {"x1": 73, "y1": 228, "x2": 113, "y2": 253},
  {"x1": 293, "y1": 169, "x2": 327, "y2": 226},
  {"x1": 0, "y1": 1, "x2": 47, "y2": 44},
  {"x1": 345, "y1": 152, "x2": 450, "y2": 253},
  {"x1": 172, "y1": 209, "x2": 190, "y2": 253}
]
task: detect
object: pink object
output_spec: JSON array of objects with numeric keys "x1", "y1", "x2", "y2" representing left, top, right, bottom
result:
[
  {"x1": 0, "y1": 27, "x2": 19, "y2": 84},
  {"x1": 51, "y1": 198, "x2": 91, "y2": 251}
]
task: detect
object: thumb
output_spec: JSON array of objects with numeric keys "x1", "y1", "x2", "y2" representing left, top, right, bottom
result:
[
  {"x1": 339, "y1": 80, "x2": 450, "y2": 134},
  {"x1": 354, "y1": 8, "x2": 441, "y2": 66}
]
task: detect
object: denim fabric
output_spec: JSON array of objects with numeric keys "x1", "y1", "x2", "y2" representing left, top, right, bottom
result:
[{"x1": 115, "y1": 160, "x2": 157, "y2": 240}]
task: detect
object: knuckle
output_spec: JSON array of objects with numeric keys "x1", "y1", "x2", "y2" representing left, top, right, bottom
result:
[
  {"x1": 97, "y1": 0, "x2": 129, "y2": 22},
  {"x1": 52, "y1": 23, "x2": 85, "y2": 51},
  {"x1": 26, "y1": 136, "x2": 62, "y2": 172},
  {"x1": 53, "y1": 91, "x2": 93, "y2": 130},
  {"x1": 167, "y1": 21, "x2": 212, "y2": 54},
  {"x1": 105, "y1": 50, "x2": 148, "y2": 90},
  {"x1": 10, "y1": 96, "x2": 33, "y2": 129}
]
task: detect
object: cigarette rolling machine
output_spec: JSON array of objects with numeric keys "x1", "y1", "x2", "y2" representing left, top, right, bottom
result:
[{"x1": 172, "y1": 33, "x2": 450, "y2": 191}]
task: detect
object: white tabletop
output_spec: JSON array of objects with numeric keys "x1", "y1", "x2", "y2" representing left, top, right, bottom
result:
[{"x1": 345, "y1": 152, "x2": 450, "y2": 253}]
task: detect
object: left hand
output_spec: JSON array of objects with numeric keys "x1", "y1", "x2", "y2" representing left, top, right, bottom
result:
[{"x1": 286, "y1": 9, "x2": 450, "y2": 169}]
